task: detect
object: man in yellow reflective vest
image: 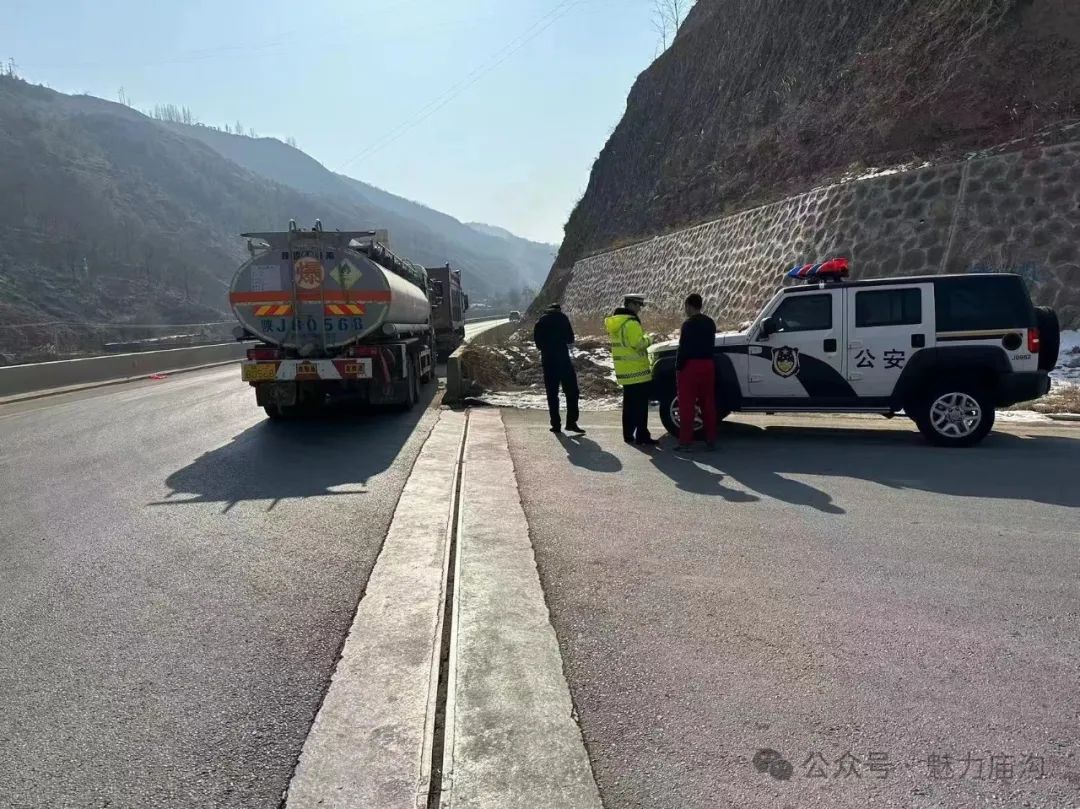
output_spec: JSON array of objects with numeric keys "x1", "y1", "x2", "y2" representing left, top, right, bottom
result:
[{"x1": 605, "y1": 294, "x2": 658, "y2": 446}]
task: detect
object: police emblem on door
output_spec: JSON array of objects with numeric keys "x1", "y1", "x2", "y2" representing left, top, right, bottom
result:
[{"x1": 772, "y1": 346, "x2": 800, "y2": 378}]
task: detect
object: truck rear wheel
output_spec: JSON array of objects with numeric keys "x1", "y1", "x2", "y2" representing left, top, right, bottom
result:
[
  {"x1": 398, "y1": 357, "x2": 419, "y2": 411},
  {"x1": 913, "y1": 383, "x2": 995, "y2": 447},
  {"x1": 264, "y1": 403, "x2": 302, "y2": 420}
]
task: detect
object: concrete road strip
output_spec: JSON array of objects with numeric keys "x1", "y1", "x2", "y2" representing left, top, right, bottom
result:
[
  {"x1": 439, "y1": 408, "x2": 602, "y2": 809},
  {"x1": 285, "y1": 411, "x2": 466, "y2": 809}
]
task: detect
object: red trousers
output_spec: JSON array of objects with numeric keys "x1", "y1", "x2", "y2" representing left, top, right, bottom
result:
[{"x1": 677, "y1": 359, "x2": 717, "y2": 444}]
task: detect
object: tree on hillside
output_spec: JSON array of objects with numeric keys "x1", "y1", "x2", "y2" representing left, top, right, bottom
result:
[
  {"x1": 286, "y1": 136, "x2": 297, "y2": 148},
  {"x1": 514, "y1": 286, "x2": 538, "y2": 309},
  {"x1": 152, "y1": 103, "x2": 197, "y2": 125},
  {"x1": 652, "y1": 0, "x2": 690, "y2": 53}
]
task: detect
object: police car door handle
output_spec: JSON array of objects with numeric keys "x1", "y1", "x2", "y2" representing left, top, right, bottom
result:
[{"x1": 848, "y1": 340, "x2": 863, "y2": 349}]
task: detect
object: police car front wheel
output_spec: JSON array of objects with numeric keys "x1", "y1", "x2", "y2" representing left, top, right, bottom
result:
[
  {"x1": 657, "y1": 385, "x2": 728, "y2": 439},
  {"x1": 914, "y1": 385, "x2": 995, "y2": 447}
]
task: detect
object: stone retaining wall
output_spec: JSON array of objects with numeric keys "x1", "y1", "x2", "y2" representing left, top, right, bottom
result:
[{"x1": 562, "y1": 142, "x2": 1080, "y2": 328}]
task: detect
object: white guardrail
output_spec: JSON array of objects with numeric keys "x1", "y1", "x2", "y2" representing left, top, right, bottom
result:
[
  {"x1": 0, "y1": 316, "x2": 515, "y2": 402},
  {"x1": 0, "y1": 343, "x2": 248, "y2": 400}
]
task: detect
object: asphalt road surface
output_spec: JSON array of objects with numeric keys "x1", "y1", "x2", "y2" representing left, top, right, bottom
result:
[
  {"x1": 463, "y1": 317, "x2": 509, "y2": 341},
  {"x1": 5, "y1": 359, "x2": 1078, "y2": 809},
  {"x1": 504, "y1": 409, "x2": 1080, "y2": 809},
  {"x1": 0, "y1": 367, "x2": 439, "y2": 808}
]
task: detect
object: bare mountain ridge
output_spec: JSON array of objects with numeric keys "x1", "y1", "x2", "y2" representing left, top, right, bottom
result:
[
  {"x1": 554, "y1": 0, "x2": 1080, "y2": 272},
  {"x1": 164, "y1": 124, "x2": 555, "y2": 292}
]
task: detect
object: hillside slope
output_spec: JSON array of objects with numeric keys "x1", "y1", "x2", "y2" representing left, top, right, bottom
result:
[
  {"x1": 0, "y1": 77, "x2": 354, "y2": 360},
  {"x1": 0, "y1": 78, "x2": 550, "y2": 361},
  {"x1": 555, "y1": 0, "x2": 1080, "y2": 271}
]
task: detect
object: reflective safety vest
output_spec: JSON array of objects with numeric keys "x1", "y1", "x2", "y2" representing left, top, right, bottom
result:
[{"x1": 605, "y1": 313, "x2": 652, "y2": 386}]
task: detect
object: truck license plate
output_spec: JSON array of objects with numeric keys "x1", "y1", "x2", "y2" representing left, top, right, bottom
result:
[
  {"x1": 344, "y1": 359, "x2": 373, "y2": 379},
  {"x1": 242, "y1": 363, "x2": 278, "y2": 382}
]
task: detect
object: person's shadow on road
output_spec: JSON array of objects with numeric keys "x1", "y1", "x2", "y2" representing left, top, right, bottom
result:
[
  {"x1": 649, "y1": 451, "x2": 760, "y2": 503},
  {"x1": 649, "y1": 421, "x2": 844, "y2": 513},
  {"x1": 556, "y1": 433, "x2": 622, "y2": 473}
]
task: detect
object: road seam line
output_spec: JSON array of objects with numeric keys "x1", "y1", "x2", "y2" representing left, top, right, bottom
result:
[
  {"x1": 438, "y1": 408, "x2": 603, "y2": 808},
  {"x1": 421, "y1": 410, "x2": 469, "y2": 807},
  {"x1": 282, "y1": 410, "x2": 465, "y2": 809}
]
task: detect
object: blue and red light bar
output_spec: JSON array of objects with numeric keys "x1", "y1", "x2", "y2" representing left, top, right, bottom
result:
[{"x1": 787, "y1": 257, "x2": 850, "y2": 280}]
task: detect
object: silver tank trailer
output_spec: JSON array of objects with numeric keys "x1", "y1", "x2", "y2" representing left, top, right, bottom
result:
[{"x1": 229, "y1": 226, "x2": 431, "y2": 352}]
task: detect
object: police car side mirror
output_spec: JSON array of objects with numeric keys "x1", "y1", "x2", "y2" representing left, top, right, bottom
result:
[{"x1": 760, "y1": 316, "x2": 779, "y2": 338}]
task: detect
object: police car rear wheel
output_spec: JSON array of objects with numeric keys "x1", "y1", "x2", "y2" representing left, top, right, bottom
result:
[{"x1": 915, "y1": 385, "x2": 995, "y2": 447}]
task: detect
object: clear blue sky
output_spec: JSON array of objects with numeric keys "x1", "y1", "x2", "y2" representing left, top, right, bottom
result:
[{"x1": 8, "y1": 0, "x2": 663, "y2": 244}]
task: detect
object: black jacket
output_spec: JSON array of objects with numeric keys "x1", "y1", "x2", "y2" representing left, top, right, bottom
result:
[
  {"x1": 533, "y1": 310, "x2": 575, "y2": 360},
  {"x1": 676, "y1": 313, "x2": 717, "y2": 371}
]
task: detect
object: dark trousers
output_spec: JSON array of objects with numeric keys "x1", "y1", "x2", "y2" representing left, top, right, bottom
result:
[
  {"x1": 677, "y1": 359, "x2": 717, "y2": 444},
  {"x1": 542, "y1": 356, "x2": 580, "y2": 429},
  {"x1": 621, "y1": 381, "x2": 652, "y2": 443}
]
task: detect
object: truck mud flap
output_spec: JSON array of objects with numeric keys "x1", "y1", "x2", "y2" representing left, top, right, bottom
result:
[
  {"x1": 369, "y1": 379, "x2": 407, "y2": 406},
  {"x1": 256, "y1": 381, "x2": 299, "y2": 408}
]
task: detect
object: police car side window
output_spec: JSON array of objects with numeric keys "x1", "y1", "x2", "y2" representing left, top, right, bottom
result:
[
  {"x1": 935, "y1": 276, "x2": 1033, "y2": 331},
  {"x1": 774, "y1": 294, "x2": 832, "y2": 332},
  {"x1": 856, "y1": 289, "x2": 922, "y2": 327}
]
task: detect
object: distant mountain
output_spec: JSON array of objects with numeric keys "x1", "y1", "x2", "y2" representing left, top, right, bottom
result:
[
  {"x1": 0, "y1": 76, "x2": 549, "y2": 361},
  {"x1": 165, "y1": 124, "x2": 555, "y2": 293},
  {"x1": 468, "y1": 222, "x2": 551, "y2": 247},
  {"x1": 466, "y1": 223, "x2": 556, "y2": 289}
]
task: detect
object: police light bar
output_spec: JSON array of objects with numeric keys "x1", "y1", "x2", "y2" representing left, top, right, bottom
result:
[{"x1": 787, "y1": 257, "x2": 850, "y2": 281}]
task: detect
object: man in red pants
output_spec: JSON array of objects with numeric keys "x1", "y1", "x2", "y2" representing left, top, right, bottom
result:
[{"x1": 675, "y1": 293, "x2": 718, "y2": 452}]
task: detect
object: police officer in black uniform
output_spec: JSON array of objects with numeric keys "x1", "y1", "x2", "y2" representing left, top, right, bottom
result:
[{"x1": 533, "y1": 303, "x2": 585, "y2": 435}]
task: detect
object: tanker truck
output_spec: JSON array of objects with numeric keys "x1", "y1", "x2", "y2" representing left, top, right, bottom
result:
[{"x1": 230, "y1": 222, "x2": 434, "y2": 419}]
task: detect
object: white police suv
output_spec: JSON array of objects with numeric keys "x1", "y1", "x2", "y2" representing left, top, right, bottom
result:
[{"x1": 649, "y1": 260, "x2": 1061, "y2": 447}]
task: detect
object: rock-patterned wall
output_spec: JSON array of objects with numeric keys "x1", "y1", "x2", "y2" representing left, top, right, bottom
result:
[{"x1": 561, "y1": 143, "x2": 1080, "y2": 328}]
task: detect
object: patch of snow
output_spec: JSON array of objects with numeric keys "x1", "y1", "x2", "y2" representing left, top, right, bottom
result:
[
  {"x1": 996, "y1": 409, "x2": 1055, "y2": 423},
  {"x1": 571, "y1": 345, "x2": 616, "y2": 383},
  {"x1": 836, "y1": 161, "x2": 931, "y2": 185},
  {"x1": 474, "y1": 390, "x2": 621, "y2": 412},
  {"x1": 1053, "y1": 330, "x2": 1080, "y2": 384},
  {"x1": 571, "y1": 346, "x2": 612, "y2": 367}
]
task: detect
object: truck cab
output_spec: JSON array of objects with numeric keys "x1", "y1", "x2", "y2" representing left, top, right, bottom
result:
[
  {"x1": 426, "y1": 264, "x2": 468, "y2": 361},
  {"x1": 649, "y1": 265, "x2": 1060, "y2": 447}
]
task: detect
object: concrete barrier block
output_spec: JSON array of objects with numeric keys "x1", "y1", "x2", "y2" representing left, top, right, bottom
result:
[{"x1": 0, "y1": 343, "x2": 247, "y2": 400}]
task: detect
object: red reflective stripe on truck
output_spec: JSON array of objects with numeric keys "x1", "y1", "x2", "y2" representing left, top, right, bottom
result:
[
  {"x1": 254, "y1": 304, "x2": 293, "y2": 316},
  {"x1": 229, "y1": 291, "x2": 392, "y2": 304}
]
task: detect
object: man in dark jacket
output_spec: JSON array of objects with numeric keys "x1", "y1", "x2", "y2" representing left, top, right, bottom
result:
[
  {"x1": 675, "y1": 293, "x2": 718, "y2": 452},
  {"x1": 533, "y1": 303, "x2": 584, "y2": 434}
]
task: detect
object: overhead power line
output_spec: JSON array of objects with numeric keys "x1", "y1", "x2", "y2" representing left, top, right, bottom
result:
[{"x1": 338, "y1": 0, "x2": 586, "y2": 170}]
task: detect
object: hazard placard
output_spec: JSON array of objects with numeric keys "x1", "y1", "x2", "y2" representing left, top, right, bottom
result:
[{"x1": 330, "y1": 262, "x2": 360, "y2": 289}]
